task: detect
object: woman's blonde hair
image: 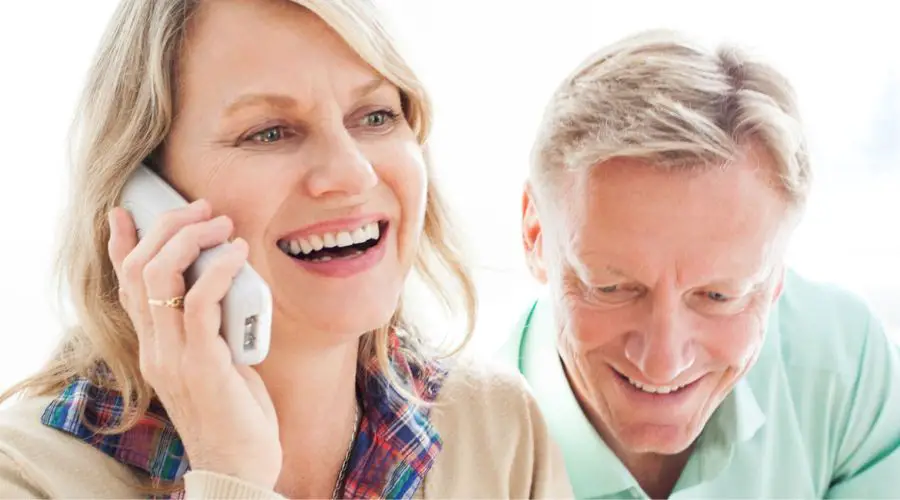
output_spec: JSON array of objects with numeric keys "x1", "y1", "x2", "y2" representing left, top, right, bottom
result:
[
  {"x1": 531, "y1": 29, "x2": 811, "y2": 206},
  {"x1": 2, "y1": 0, "x2": 475, "y2": 424}
]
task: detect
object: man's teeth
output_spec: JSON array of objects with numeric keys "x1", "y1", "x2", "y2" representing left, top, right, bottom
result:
[
  {"x1": 626, "y1": 377, "x2": 685, "y2": 394},
  {"x1": 280, "y1": 222, "x2": 380, "y2": 257}
]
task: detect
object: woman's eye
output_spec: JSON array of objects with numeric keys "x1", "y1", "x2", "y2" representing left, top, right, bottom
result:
[
  {"x1": 597, "y1": 285, "x2": 620, "y2": 294},
  {"x1": 248, "y1": 126, "x2": 288, "y2": 144},
  {"x1": 360, "y1": 109, "x2": 399, "y2": 128}
]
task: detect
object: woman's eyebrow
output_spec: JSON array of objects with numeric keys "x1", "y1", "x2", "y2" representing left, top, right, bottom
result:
[
  {"x1": 221, "y1": 77, "x2": 389, "y2": 118},
  {"x1": 223, "y1": 93, "x2": 297, "y2": 118}
]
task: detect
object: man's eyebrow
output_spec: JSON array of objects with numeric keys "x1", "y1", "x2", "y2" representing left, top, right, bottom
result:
[
  {"x1": 704, "y1": 272, "x2": 771, "y2": 292},
  {"x1": 569, "y1": 256, "x2": 633, "y2": 283},
  {"x1": 604, "y1": 265, "x2": 630, "y2": 277}
]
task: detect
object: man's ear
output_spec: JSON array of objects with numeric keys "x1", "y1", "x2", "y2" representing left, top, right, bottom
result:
[
  {"x1": 771, "y1": 265, "x2": 787, "y2": 303},
  {"x1": 522, "y1": 183, "x2": 548, "y2": 284}
]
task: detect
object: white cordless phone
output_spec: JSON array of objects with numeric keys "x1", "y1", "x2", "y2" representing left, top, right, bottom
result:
[{"x1": 120, "y1": 165, "x2": 273, "y2": 365}]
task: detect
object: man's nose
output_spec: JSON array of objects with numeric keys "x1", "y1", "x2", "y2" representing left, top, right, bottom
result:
[
  {"x1": 624, "y1": 295, "x2": 696, "y2": 384},
  {"x1": 302, "y1": 128, "x2": 378, "y2": 198}
]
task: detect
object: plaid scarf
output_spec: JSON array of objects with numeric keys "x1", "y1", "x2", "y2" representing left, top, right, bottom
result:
[{"x1": 41, "y1": 336, "x2": 447, "y2": 499}]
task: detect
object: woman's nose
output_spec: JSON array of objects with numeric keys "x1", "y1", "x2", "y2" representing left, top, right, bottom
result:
[{"x1": 303, "y1": 130, "x2": 378, "y2": 199}]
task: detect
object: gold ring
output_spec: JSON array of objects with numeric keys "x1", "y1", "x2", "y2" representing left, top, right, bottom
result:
[{"x1": 148, "y1": 296, "x2": 185, "y2": 310}]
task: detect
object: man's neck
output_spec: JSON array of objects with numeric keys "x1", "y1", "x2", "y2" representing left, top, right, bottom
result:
[
  {"x1": 562, "y1": 361, "x2": 693, "y2": 498},
  {"x1": 616, "y1": 446, "x2": 693, "y2": 499}
]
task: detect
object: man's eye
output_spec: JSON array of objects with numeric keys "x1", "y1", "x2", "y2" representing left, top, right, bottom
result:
[
  {"x1": 585, "y1": 284, "x2": 642, "y2": 305},
  {"x1": 690, "y1": 289, "x2": 753, "y2": 316},
  {"x1": 706, "y1": 291, "x2": 732, "y2": 302}
]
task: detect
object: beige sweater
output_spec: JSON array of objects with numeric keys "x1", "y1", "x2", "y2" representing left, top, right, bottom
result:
[{"x1": 0, "y1": 361, "x2": 573, "y2": 499}]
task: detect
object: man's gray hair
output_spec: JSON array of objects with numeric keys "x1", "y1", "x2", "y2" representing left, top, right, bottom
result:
[{"x1": 531, "y1": 29, "x2": 811, "y2": 205}]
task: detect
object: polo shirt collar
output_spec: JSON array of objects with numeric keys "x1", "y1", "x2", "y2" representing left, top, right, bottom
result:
[{"x1": 519, "y1": 297, "x2": 766, "y2": 498}]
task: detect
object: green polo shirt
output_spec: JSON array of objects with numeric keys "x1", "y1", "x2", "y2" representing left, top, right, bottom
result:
[{"x1": 498, "y1": 271, "x2": 900, "y2": 498}]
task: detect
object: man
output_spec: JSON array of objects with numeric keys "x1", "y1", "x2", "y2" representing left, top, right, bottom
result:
[{"x1": 500, "y1": 29, "x2": 900, "y2": 498}]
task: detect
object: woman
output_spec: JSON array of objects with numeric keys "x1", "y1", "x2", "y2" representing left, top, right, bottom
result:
[{"x1": 0, "y1": 0, "x2": 572, "y2": 498}]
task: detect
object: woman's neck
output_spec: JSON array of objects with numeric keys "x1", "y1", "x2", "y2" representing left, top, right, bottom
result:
[{"x1": 255, "y1": 327, "x2": 361, "y2": 498}]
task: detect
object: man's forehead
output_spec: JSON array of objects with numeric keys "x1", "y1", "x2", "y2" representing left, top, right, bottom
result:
[
  {"x1": 549, "y1": 159, "x2": 793, "y2": 231},
  {"x1": 558, "y1": 212, "x2": 786, "y2": 285},
  {"x1": 563, "y1": 255, "x2": 776, "y2": 294},
  {"x1": 562, "y1": 237, "x2": 779, "y2": 287}
]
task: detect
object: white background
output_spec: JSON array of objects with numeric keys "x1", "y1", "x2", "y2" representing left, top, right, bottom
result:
[{"x1": 1, "y1": 1, "x2": 897, "y2": 390}]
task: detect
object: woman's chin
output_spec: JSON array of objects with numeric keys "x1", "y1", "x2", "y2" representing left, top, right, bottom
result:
[
  {"x1": 266, "y1": 266, "x2": 404, "y2": 345},
  {"x1": 271, "y1": 303, "x2": 399, "y2": 342}
]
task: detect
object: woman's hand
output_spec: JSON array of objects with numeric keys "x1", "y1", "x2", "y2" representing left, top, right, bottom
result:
[{"x1": 108, "y1": 199, "x2": 281, "y2": 489}]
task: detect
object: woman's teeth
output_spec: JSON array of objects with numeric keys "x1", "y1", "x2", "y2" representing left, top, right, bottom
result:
[
  {"x1": 279, "y1": 222, "x2": 381, "y2": 258},
  {"x1": 626, "y1": 376, "x2": 686, "y2": 394}
]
